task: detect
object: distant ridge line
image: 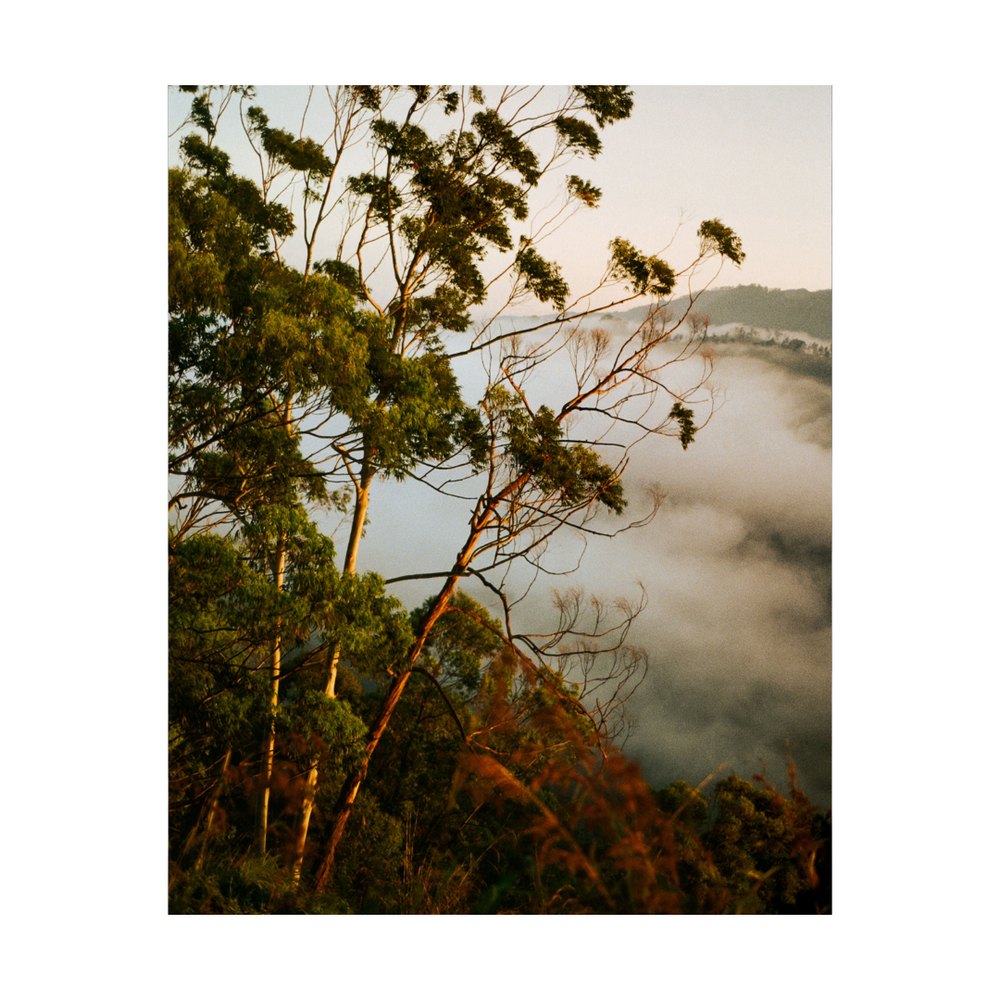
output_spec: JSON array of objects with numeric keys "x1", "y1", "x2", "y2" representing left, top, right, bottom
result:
[
  {"x1": 605, "y1": 285, "x2": 832, "y2": 341},
  {"x1": 505, "y1": 285, "x2": 833, "y2": 341}
]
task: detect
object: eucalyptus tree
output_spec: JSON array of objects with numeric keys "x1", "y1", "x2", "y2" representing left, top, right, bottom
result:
[
  {"x1": 168, "y1": 85, "x2": 745, "y2": 888},
  {"x1": 169, "y1": 104, "x2": 408, "y2": 853}
]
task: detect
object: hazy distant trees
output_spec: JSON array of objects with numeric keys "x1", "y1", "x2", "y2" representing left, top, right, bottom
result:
[{"x1": 680, "y1": 284, "x2": 831, "y2": 340}]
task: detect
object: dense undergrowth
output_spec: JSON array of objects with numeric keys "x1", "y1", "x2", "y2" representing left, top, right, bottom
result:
[{"x1": 169, "y1": 651, "x2": 831, "y2": 915}]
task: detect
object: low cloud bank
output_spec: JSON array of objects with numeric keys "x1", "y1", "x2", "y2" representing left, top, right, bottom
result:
[
  {"x1": 612, "y1": 348, "x2": 832, "y2": 806},
  {"x1": 347, "y1": 337, "x2": 833, "y2": 809}
]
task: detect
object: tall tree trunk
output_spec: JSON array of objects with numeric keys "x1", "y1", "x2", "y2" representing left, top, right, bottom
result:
[
  {"x1": 311, "y1": 474, "x2": 530, "y2": 893},
  {"x1": 290, "y1": 463, "x2": 371, "y2": 882},
  {"x1": 254, "y1": 531, "x2": 286, "y2": 855},
  {"x1": 313, "y1": 669, "x2": 413, "y2": 894},
  {"x1": 312, "y1": 529, "x2": 486, "y2": 893},
  {"x1": 343, "y1": 464, "x2": 374, "y2": 577},
  {"x1": 290, "y1": 644, "x2": 339, "y2": 883}
]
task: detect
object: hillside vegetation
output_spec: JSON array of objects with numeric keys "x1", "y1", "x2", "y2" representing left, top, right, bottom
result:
[{"x1": 602, "y1": 285, "x2": 832, "y2": 340}]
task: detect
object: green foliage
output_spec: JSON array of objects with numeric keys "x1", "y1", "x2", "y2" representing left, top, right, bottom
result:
[
  {"x1": 169, "y1": 165, "x2": 370, "y2": 518},
  {"x1": 573, "y1": 85, "x2": 635, "y2": 128},
  {"x1": 346, "y1": 170, "x2": 404, "y2": 224},
  {"x1": 698, "y1": 217, "x2": 746, "y2": 265},
  {"x1": 168, "y1": 509, "x2": 342, "y2": 735},
  {"x1": 188, "y1": 93, "x2": 217, "y2": 137},
  {"x1": 247, "y1": 106, "x2": 335, "y2": 176},
  {"x1": 514, "y1": 239, "x2": 569, "y2": 310},
  {"x1": 168, "y1": 532, "x2": 273, "y2": 754},
  {"x1": 407, "y1": 283, "x2": 473, "y2": 334},
  {"x1": 668, "y1": 401, "x2": 697, "y2": 450},
  {"x1": 412, "y1": 590, "x2": 504, "y2": 694},
  {"x1": 352, "y1": 85, "x2": 383, "y2": 111},
  {"x1": 179, "y1": 133, "x2": 230, "y2": 175},
  {"x1": 278, "y1": 689, "x2": 368, "y2": 777},
  {"x1": 554, "y1": 115, "x2": 601, "y2": 157},
  {"x1": 345, "y1": 327, "x2": 487, "y2": 479},
  {"x1": 336, "y1": 86, "x2": 637, "y2": 323},
  {"x1": 608, "y1": 237, "x2": 676, "y2": 296},
  {"x1": 329, "y1": 571, "x2": 414, "y2": 669},
  {"x1": 313, "y1": 258, "x2": 363, "y2": 299},
  {"x1": 330, "y1": 788, "x2": 405, "y2": 911},
  {"x1": 168, "y1": 505, "x2": 409, "y2": 854},
  {"x1": 655, "y1": 779, "x2": 709, "y2": 824},
  {"x1": 370, "y1": 117, "x2": 430, "y2": 160},
  {"x1": 567, "y1": 174, "x2": 602, "y2": 208},
  {"x1": 472, "y1": 108, "x2": 541, "y2": 184},
  {"x1": 169, "y1": 854, "x2": 353, "y2": 914},
  {"x1": 504, "y1": 402, "x2": 626, "y2": 513},
  {"x1": 702, "y1": 774, "x2": 822, "y2": 913}
]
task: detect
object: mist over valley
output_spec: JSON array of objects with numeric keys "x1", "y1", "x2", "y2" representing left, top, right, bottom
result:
[{"x1": 346, "y1": 287, "x2": 832, "y2": 808}]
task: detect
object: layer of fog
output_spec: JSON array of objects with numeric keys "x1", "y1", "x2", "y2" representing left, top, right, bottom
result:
[
  {"x1": 613, "y1": 345, "x2": 831, "y2": 806},
  {"x1": 320, "y1": 324, "x2": 832, "y2": 809}
]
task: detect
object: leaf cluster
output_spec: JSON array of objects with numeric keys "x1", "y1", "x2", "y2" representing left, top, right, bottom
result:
[
  {"x1": 350, "y1": 330, "x2": 487, "y2": 478},
  {"x1": 246, "y1": 105, "x2": 335, "y2": 177},
  {"x1": 505, "y1": 403, "x2": 626, "y2": 513},
  {"x1": 698, "y1": 217, "x2": 746, "y2": 265},
  {"x1": 567, "y1": 174, "x2": 602, "y2": 208},
  {"x1": 668, "y1": 401, "x2": 697, "y2": 450},
  {"x1": 412, "y1": 590, "x2": 504, "y2": 695},
  {"x1": 608, "y1": 237, "x2": 677, "y2": 297},
  {"x1": 701, "y1": 774, "x2": 818, "y2": 912},
  {"x1": 514, "y1": 240, "x2": 569, "y2": 310},
  {"x1": 573, "y1": 85, "x2": 634, "y2": 128}
]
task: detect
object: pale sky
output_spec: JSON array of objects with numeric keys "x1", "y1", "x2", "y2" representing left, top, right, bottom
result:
[{"x1": 559, "y1": 86, "x2": 831, "y2": 294}]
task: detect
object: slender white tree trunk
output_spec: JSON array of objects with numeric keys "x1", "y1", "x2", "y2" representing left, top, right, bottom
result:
[
  {"x1": 290, "y1": 644, "x2": 339, "y2": 883},
  {"x1": 254, "y1": 532, "x2": 286, "y2": 855},
  {"x1": 343, "y1": 467, "x2": 373, "y2": 577},
  {"x1": 290, "y1": 465, "x2": 371, "y2": 883}
]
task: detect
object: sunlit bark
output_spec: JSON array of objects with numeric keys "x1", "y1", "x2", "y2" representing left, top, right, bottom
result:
[
  {"x1": 253, "y1": 532, "x2": 286, "y2": 855},
  {"x1": 312, "y1": 473, "x2": 531, "y2": 891},
  {"x1": 290, "y1": 458, "x2": 373, "y2": 882}
]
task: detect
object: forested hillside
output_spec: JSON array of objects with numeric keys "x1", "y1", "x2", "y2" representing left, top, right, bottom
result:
[
  {"x1": 168, "y1": 85, "x2": 830, "y2": 914},
  {"x1": 601, "y1": 285, "x2": 832, "y2": 340}
]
